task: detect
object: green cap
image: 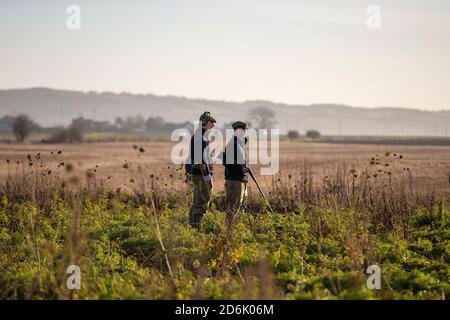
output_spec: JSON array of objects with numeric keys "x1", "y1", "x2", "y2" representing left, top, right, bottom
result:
[{"x1": 232, "y1": 121, "x2": 248, "y2": 130}]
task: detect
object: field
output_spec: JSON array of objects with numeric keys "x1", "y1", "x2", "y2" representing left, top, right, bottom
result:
[
  {"x1": 1, "y1": 141, "x2": 449, "y2": 193},
  {"x1": 0, "y1": 141, "x2": 449, "y2": 299}
]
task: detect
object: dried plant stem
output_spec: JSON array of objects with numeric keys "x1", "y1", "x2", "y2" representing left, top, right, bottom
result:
[{"x1": 149, "y1": 195, "x2": 176, "y2": 288}]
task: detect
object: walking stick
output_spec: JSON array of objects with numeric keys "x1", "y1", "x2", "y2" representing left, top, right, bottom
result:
[{"x1": 248, "y1": 167, "x2": 274, "y2": 214}]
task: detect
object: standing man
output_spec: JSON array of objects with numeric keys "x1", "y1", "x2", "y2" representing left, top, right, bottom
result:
[
  {"x1": 186, "y1": 111, "x2": 216, "y2": 229},
  {"x1": 223, "y1": 121, "x2": 249, "y2": 224}
]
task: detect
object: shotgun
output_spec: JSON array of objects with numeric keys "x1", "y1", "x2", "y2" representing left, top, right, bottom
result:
[{"x1": 248, "y1": 167, "x2": 274, "y2": 214}]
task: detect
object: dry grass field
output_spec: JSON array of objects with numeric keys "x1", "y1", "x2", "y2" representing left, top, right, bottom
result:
[{"x1": 1, "y1": 140, "x2": 449, "y2": 195}]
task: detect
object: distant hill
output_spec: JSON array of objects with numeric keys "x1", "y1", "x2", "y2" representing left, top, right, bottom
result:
[{"x1": 1, "y1": 87, "x2": 449, "y2": 136}]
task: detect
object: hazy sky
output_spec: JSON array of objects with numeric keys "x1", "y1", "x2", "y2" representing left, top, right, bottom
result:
[{"x1": 1, "y1": 0, "x2": 449, "y2": 110}]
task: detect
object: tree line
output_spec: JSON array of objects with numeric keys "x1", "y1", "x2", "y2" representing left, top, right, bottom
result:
[{"x1": 0, "y1": 106, "x2": 321, "y2": 143}]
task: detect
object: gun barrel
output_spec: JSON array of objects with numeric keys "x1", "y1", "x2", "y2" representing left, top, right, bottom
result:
[{"x1": 248, "y1": 167, "x2": 274, "y2": 214}]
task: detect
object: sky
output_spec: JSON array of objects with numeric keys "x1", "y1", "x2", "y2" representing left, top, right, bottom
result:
[{"x1": 1, "y1": 0, "x2": 450, "y2": 110}]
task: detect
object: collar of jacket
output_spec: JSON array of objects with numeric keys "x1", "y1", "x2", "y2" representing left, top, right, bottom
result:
[{"x1": 233, "y1": 129, "x2": 245, "y2": 141}]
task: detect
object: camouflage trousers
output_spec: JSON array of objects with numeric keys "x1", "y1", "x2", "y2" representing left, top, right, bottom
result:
[
  {"x1": 188, "y1": 174, "x2": 213, "y2": 229},
  {"x1": 225, "y1": 180, "x2": 248, "y2": 223}
]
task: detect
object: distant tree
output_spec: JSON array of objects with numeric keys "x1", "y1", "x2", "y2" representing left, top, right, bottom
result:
[
  {"x1": 145, "y1": 116, "x2": 165, "y2": 131},
  {"x1": 123, "y1": 115, "x2": 145, "y2": 131},
  {"x1": 114, "y1": 117, "x2": 124, "y2": 129},
  {"x1": 306, "y1": 129, "x2": 321, "y2": 139},
  {"x1": 47, "y1": 119, "x2": 83, "y2": 143},
  {"x1": 249, "y1": 106, "x2": 277, "y2": 129},
  {"x1": 287, "y1": 130, "x2": 300, "y2": 139},
  {"x1": 48, "y1": 125, "x2": 83, "y2": 143},
  {"x1": 67, "y1": 122, "x2": 83, "y2": 142},
  {"x1": 48, "y1": 127, "x2": 69, "y2": 143},
  {"x1": 12, "y1": 114, "x2": 37, "y2": 142}
]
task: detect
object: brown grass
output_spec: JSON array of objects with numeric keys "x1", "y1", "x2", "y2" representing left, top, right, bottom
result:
[{"x1": 1, "y1": 141, "x2": 448, "y2": 193}]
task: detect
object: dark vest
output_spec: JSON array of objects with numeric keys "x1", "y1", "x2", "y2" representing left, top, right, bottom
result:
[
  {"x1": 223, "y1": 136, "x2": 248, "y2": 182},
  {"x1": 185, "y1": 128, "x2": 214, "y2": 175}
]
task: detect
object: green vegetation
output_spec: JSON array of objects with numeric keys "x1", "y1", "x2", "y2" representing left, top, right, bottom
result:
[{"x1": 0, "y1": 192, "x2": 448, "y2": 299}]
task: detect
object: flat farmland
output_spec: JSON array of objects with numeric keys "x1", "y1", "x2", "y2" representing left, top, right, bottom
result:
[{"x1": 0, "y1": 141, "x2": 449, "y2": 195}]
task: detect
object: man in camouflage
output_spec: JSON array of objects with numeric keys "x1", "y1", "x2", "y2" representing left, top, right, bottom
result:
[
  {"x1": 223, "y1": 121, "x2": 249, "y2": 224},
  {"x1": 185, "y1": 111, "x2": 216, "y2": 229}
]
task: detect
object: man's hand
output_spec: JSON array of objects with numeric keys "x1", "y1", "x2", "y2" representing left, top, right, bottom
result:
[{"x1": 195, "y1": 163, "x2": 207, "y2": 174}]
